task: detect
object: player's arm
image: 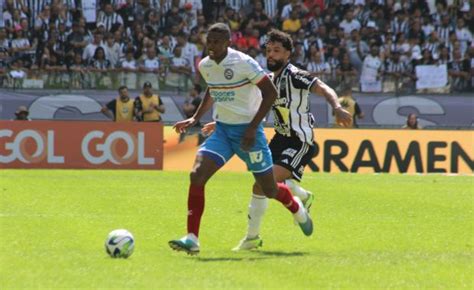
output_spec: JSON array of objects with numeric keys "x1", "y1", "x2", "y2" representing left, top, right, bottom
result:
[
  {"x1": 311, "y1": 79, "x2": 352, "y2": 127},
  {"x1": 173, "y1": 88, "x2": 213, "y2": 133},
  {"x1": 241, "y1": 76, "x2": 277, "y2": 151}
]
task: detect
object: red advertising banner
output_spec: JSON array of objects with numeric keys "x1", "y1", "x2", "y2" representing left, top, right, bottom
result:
[{"x1": 0, "y1": 121, "x2": 163, "y2": 169}]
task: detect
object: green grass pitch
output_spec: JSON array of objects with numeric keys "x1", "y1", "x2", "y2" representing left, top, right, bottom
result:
[{"x1": 1, "y1": 170, "x2": 472, "y2": 289}]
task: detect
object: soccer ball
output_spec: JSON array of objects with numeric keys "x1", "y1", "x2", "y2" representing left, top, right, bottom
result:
[{"x1": 105, "y1": 229, "x2": 135, "y2": 258}]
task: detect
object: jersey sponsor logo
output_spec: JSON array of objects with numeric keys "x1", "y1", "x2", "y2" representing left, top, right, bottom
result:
[
  {"x1": 210, "y1": 90, "x2": 235, "y2": 102},
  {"x1": 224, "y1": 68, "x2": 234, "y2": 80},
  {"x1": 249, "y1": 150, "x2": 263, "y2": 164},
  {"x1": 292, "y1": 73, "x2": 312, "y2": 86},
  {"x1": 281, "y1": 159, "x2": 289, "y2": 164},
  {"x1": 274, "y1": 98, "x2": 288, "y2": 106}
]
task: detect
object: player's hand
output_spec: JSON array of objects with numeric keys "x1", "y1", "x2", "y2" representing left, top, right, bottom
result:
[
  {"x1": 173, "y1": 117, "x2": 196, "y2": 134},
  {"x1": 201, "y1": 122, "x2": 216, "y2": 136},
  {"x1": 335, "y1": 107, "x2": 352, "y2": 127},
  {"x1": 241, "y1": 126, "x2": 257, "y2": 152}
]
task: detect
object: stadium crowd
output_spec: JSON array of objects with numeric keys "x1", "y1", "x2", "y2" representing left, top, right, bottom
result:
[{"x1": 0, "y1": 0, "x2": 472, "y2": 92}]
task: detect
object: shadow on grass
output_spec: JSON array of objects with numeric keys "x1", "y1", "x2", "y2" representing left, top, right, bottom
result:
[{"x1": 196, "y1": 251, "x2": 309, "y2": 262}]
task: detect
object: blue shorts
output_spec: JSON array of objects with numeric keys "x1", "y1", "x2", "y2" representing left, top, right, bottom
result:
[{"x1": 198, "y1": 122, "x2": 273, "y2": 175}]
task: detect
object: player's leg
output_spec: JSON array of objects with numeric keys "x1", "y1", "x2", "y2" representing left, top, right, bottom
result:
[
  {"x1": 168, "y1": 154, "x2": 221, "y2": 255},
  {"x1": 233, "y1": 164, "x2": 293, "y2": 250},
  {"x1": 235, "y1": 125, "x2": 313, "y2": 237},
  {"x1": 233, "y1": 136, "x2": 316, "y2": 250},
  {"x1": 169, "y1": 123, "x2": 233, "y2": 255},
  {"x1": 269, "y1": 134, "x2": 315, "y2": 209},
  {"x1": 253, "y1": 172, "x2": 313, "y2": 237}
]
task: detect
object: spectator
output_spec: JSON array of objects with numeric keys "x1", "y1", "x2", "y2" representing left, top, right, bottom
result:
[
  {"x1": 9, "y1": 58, "x2": 27, "y2": 79},
  {"x1": 454, "y1": 18, "x2": 472, "y2": 56},
  {"x1": 448, "y1": 48, "x2": 470, "y2": 92},
  {"x1": 291, "y1": 41, "x2": 306, "y2": 68},
  {"x1": 157, "y1": 35, "x2": 174, "y2": 60},
  {"x1": 246, "y1": 1, "x2": 270, "y2": 35},
  {"x1": 169, "y1": 45, "x2": 191, "y2": 77},
  {"x1": 66, "y1": 22, "x2": 87, "y2": 55},
  {"x1": 423, "y1": 31, "x2": 441, "y2": 60},
  {"x1": 339, "y1": 9, "x2": 361, "y2": 36},
  {"x1": 390, "y1": 10, "x2": 409, "y2": 36},
  {"x1": 140, "y1": 45, "x2": 161, "y2": 74},
  {"x1": 0, "y1": 28, "x2": 9, "y2": 50},
  {"x1": 134, "y1": 81, "x2": 165, "y2": 122},
  {"x1": 89, "y1": 46, "x2": 110, "y2": 70},
  {"x1": 438, "y1": 45, "x2": 450, "y2": 65},
  {"x1": 338, "y1": 53, "x2": 357, "y2": 86},
  {"x1": 418, "y1": 48, "x2": 435, "y2": 65},
  {"x1": 176, "y1": 32, "x2": 199, "y2": 74},
  {"x1": 306, "y1": 50, "x2": 331, "y2": 80},
  {"x1": 402, "y1": 113, "x2": 422, "y2": 129},
  {"x1": 346, "y1": 29, "x2": 369, "y2": 72},
  {"x1": 10, "y1": 30, "x2": 32, "y2": 57},
  {"x1": 104, "y1": 32, "x2": 120, "y2": 67},
  {"x1": 384, "y1": 50, "x2": 415, "y2": 90},
  {"x1": 436, "y1": 15, "x2": 454, "y2": 46},
  {"x1": 13, "y1": 105, "x2": 31, "y2": 121},
  {"x1": 167, "y1": 45, "x2": 192, "y2": 89},
  {"x1": 282, "y1": 10, "x2": 301, "y2": 33},
  {"x1": 97, "y1": 3, "x2": 124, "y2": 32},
  {"x1": 0, "y1": 46, "x2": 8, "y2": 71},
  {"x1": 101, "y1": 85, "x2": 136, "y2": 121},
  {"x1": 324, "y1": 26, "x2": 341, "y2": 52},
  {"x1": 82, "y1": 31, "x2": 104, "y2": 63},
  {"x1": 361, "y1": 44, "x2": 383, "y2": 82},
  {"x1": 69, "y1": 52, "x2": 87, "y2": 88}
]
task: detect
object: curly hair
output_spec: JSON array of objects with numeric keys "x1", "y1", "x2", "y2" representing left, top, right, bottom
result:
[{"x1": 265, "y1": 29, "x2": 294, "y2": 52}]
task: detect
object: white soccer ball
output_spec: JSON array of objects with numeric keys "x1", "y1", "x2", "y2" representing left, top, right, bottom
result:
[{"x1": 105, "y1": 229, "x2": 135, "y2": 258}]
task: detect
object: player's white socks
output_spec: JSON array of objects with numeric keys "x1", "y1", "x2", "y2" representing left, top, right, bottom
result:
[
  {"x1": 285, "y1": 179, "x2": 309, "y2": 201},
  {"x1": 293, "y1": 198, "x2": 308, "y2": 223},
  {"x1": 246, "y1": 194, "x2": 268, "y2": 239}
]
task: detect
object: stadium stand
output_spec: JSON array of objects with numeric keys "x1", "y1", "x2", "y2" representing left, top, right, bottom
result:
[{"x1": 0, "y1": 0, "x2": 472, "y2": 94}]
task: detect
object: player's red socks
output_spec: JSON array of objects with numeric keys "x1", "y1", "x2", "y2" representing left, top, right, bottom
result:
[
  {"x1": 187, "y1": 184, "x2": 205, "y2": 237},
  {"x1": 275, "y1": 183, "x2": 299, "y2": 213}
]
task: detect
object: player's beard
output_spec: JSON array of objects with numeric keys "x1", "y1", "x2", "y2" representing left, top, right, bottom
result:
[{"x1": 267, "y1": 59, "x2": 285, "y2": 72}]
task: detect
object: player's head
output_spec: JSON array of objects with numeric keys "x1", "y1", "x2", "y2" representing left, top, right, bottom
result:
[
  {"x1": 118, "y1": 86, "x2": 129, "y2": 99},
  {"x1": 207, "y1": 23, "x2": 231, "y2": 61},
  {"x1": 265, "y1": 29, "x2": 293, "y2": 72}
]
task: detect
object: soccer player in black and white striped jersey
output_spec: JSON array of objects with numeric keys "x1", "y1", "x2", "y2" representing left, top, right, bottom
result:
[{"x1": 231, "y1": 29, "x2": 352, "y2": 250}]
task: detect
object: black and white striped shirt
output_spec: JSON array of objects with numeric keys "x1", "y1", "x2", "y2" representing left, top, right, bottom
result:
[
  {"x1": 390, "y1": 18, "x2": 409, "y2": 36},
  {"x1": 97, "y1": 12, "x2": 124, "y2": 31},
  {"x1": 263, "y1": 0, "x2": 278, "y2": 18},
  {"x1": 385, "y1": 59, "x2": 408, "y2": 73},
  {"x1": 436, "y1": 25, "x2": 453, "y2": 45},
  {"x1": 270, "y1": 63, "x2": 317, "y2": 144},
  {"x1": 26, "y1": 0, "x2": 51, "y2": 27}
]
